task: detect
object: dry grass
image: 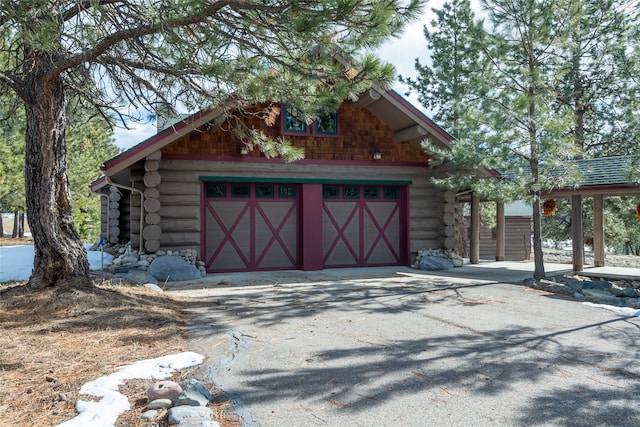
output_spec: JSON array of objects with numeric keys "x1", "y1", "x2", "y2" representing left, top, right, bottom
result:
[{"x1": 0, "y1": 280, "x2": 238, "y2": 427}]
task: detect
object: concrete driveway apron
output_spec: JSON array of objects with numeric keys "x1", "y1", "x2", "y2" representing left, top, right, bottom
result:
[{"x1": 167, "y1": 263, "x2": 640, "y2": 427}]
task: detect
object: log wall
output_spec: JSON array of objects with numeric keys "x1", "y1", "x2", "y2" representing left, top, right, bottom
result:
[{"x1": 155, "y1": 159, "x2": 447, "y2": 258}]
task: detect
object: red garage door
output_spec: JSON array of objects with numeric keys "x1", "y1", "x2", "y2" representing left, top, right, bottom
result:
[
  {"x1": 322, "y1": 184, "x2": 405, "y2": 267},
  {"x1": 203, "y1": 182, "x2": 299, "y2": 272}
]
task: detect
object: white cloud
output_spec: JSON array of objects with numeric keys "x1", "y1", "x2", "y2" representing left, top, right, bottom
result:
[{"x1": 113, "y1": 122, "x2": 157, "y2": 151}]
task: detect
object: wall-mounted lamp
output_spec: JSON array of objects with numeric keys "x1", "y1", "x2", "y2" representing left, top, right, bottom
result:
[
  {"x1": 372, "y1": 151, "x2": 382, "y2": 160},
  {"x1": 239, "y1": 144, "x2": 249, "y2": 156}
]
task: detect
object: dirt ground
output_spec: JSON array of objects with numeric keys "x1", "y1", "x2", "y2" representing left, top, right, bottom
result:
[{"x1": 0, "y1": 280, "x2": 238, "y2": 427}]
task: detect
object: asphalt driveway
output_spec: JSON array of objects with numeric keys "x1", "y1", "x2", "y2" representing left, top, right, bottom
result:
[{"x1": 167, "y1": 263, "x2": 640, "y2": 427}]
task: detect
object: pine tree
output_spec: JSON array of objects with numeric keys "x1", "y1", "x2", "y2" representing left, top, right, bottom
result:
[
  {"x1": 421, "y1": 0, "x2": 580, "y2": 279},
  {"x1": 66, "y1": 108, "x2": 119, "y2": 241},
  {"x1": 0, "y1": 0, "x2": 423, "y2": 288},
  {"x1": 400, "y1": 0, "x2": 487, "y2": 139},
  {"x1": 555, "y1": 0, "x2": 640, "y2": 156}
]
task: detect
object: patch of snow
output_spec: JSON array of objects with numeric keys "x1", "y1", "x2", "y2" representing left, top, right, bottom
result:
[
  {"x1": 0, "y1": 244, "x2": 113, "y2": 282},
  {"x1": 57, "y1": 352, "x2": 205, "y2": 427},
  {"x1": 583, "y1": 302, "x2": 640, "y2": 317}
]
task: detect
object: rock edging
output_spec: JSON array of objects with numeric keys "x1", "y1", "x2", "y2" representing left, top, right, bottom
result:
[
  {"x1": 89, "y1": 241, "x2": 206, "y2": 285},
  {"x1": 522, "y1": 275, "x2": 640, "y2": 308},
  {"x1": 412, "y1": 248, "x2": 464, "y2": 270},
  {"x1": 143, "y1": 379, "x2": 219, "y2": 426}
]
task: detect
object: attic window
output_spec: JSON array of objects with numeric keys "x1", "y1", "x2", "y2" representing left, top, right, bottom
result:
[
  {"x1": 314, "y1": 110, "x2": 338, "y2": 135},
  {"x1": 282, "y1": 104, "x2": 339, "y2": 137},
  {"x1": 282, "y1": 104, "x2": 309, "y2": 135}
]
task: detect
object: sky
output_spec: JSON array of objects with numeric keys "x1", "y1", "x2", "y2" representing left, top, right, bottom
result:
[{"x1": 112, "y1": 0, "x2": 473, "y2": 150}]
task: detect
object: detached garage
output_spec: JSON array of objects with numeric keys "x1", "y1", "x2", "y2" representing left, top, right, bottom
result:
[{"x1": 92, "y1": 88, "x2": 461, "y2": 274}]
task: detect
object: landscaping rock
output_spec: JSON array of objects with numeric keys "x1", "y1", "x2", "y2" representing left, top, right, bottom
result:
[
  {"x1": 147, "y1": 380, "x2": 183, "y2": 401},
  {"x1": 522, "y1": 272, "x2": 640, "y2": 310},
  {"x1": 167, "y1": 406, "x2": 213, "y2": 425},
  {"x1": 538, "y1": 279, "x2": 573, "y2": 296},
  {"x1": 413, "y1": 248, "x2": 462, "y2": 270},
  {"x1": 582, "y1": 289, "x2": 624, "y2": 306},
  {"x1": 149, "y1": 256, "x2": 203, "y2": 282},
  {"x1": 141, "y1": 409, "x2": 158, "y2": 420},
  {"x1": 180, "y1": 379, "x2": 212, "y2": 401},
  {"x1": 178, "y1": 418, "x2": 220, "y2": 427},
  {"x1": 147, "y1": 398, "x2": 173, "y2": 409},
  {"x1": 174, "y1": 389, "x2": 210, "y2": 407},
  {"x1": 419, "y1": 256, "x2": 454, "y2": 270},
  {"x1": 143, "y1": 283, "x2": 164, "y2": 293},
  {"x1": 583, "y1": 280, "x2": 614, "y2": 292}
]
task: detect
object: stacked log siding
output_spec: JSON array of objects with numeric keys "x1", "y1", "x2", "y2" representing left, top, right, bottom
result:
[{"x1": 155, "y1": 158, "x2": 445, "y2": 258}]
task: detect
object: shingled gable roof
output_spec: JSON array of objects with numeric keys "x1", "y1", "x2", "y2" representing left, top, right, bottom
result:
[
  {"x1": 542, "y1": 155, "x2": 640, "y2": 198},
  {"x1": 91, "y1": 88, "x2": 454, "y2": 191}
]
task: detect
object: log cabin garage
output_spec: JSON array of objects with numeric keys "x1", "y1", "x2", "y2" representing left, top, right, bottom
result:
[{"x1": 91, "y1": 88, "x2": 464, "y2": 273}]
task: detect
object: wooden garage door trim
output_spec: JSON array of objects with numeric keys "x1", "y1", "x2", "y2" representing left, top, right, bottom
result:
[
  {"x1": 202, "y1": 182, "x2": 299, "y2": 272},
  {"x1": 199, "y1": 176, "x2": 412, "y2": 186},
  {"x1": 322, "y1": 184, "x2": 407, "y2": 268}
]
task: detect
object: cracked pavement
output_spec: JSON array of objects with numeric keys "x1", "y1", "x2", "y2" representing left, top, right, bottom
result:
[{"x1": 167, "y1": 264, "x2": 640, "y2": 427}]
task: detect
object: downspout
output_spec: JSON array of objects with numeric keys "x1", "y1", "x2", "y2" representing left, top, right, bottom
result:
[{"x1": 105, "y1": 175, "x2": 145, "y2": 252}]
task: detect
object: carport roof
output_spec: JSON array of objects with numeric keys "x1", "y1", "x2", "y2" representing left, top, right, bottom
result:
[{"x1": 542, "y1": 155, "x2": 640, "y2": 198}]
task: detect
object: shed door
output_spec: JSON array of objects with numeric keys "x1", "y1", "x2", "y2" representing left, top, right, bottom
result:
[
  {"x1": 203, "y1": 183, "x2": 299, "y2": 272},
  {"x1": 322, "y1": 184, "x2": 404, "y2": 267}
]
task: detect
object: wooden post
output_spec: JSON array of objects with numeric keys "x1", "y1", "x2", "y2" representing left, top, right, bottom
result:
[
  {"x1": 496, "y1": 201, "x2": 505, "y2": 261},
  {"x1": 593, "y1": 195, "x2": 605, "y2": 267},
  {"x1": 571, "y1": 195, "x2": 584, "y2": 271},
  {"x1": 470, "y1": 193, "x2": 480, "y2": 264},
  {"x1": 301, "y1": 184, "x2": 324, "y2": 270}
]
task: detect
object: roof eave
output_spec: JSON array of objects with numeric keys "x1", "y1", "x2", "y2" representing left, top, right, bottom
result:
[{"x1": 103, "y1": 106, "x2": 228, "y2": 177}]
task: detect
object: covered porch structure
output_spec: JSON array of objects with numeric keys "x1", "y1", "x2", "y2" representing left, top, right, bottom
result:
[{"x1": 465, "y1": 156, "x2": 640, "y2": 271}]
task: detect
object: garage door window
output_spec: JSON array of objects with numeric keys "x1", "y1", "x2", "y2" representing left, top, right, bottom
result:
[
  {"x1": 231, "y1": 184, "x2": 250, "y2": 198},
  {"x1": 363, "y1": 186, "x2": 379, "y2": 199},
  {"x1": 205, "y1": 183, "x2": 226, "y2": 198},
  {"x1": 256, "y1": 184, "x2": 275, "y2": 198},
  {"x1": 323, "y1": 185, "x2": 339, "y2": 198},
  {"x1": 279, "y1": 184, "x2": 297, "y2": 198},
  {"x1": 343, "y1": 185, "x2": 359, "y2": 199},
  {"x1": 384, "y1": 187, "x2": 399, "y2": 199}
]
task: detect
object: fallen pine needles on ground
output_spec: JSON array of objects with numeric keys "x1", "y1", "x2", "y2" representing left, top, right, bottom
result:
[{"x1": 0, "y1": 280, "x2": 237, "y2": 427}]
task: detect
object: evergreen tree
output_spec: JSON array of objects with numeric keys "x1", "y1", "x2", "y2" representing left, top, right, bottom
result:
[
  {"x1": 0, "y1": 102, "x2": 26, "y2": 233},
  {"x1": 423, "y1": 0, "x2": 579, "y2": 279},
  {"x1": 0, "y1": 0, "x2": 423, "y2": 288},
  {"x1": 400, "y1": 0, "x2": 487, "y2": 139},
  {"x1": 66, "y1": 109, "x2": 119, "y2": 241},
  {"x1": 555, "y1": 0, "x2": 640, "y2": 156}
]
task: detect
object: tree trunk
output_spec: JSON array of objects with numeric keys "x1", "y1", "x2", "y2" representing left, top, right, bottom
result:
[
  {"x1": 531, "y1": 194, "x2": 545, "y2": 280},
  {"x1": 22, "y1": 53, "x2": 90, "y2": 288},
  {"x1": 18, "y1": 212, "x2": 25, "y2": 238},
  {"x1": 12, "y1": 211, "x2": 18, "y2": 238}
]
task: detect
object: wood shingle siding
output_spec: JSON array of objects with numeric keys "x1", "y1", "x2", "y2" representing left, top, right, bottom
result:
[{"x1": 161, "y1": 103, "x2": 432, "y2": 164}]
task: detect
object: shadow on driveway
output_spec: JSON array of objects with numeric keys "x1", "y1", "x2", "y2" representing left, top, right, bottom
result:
[{"x1": 168, "y1": 265, "x2": 640, "y2": 426}]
